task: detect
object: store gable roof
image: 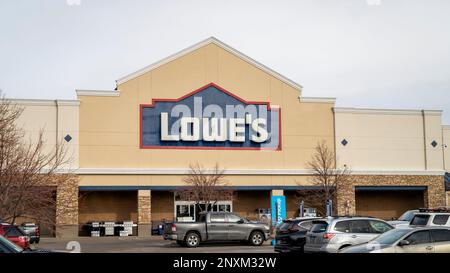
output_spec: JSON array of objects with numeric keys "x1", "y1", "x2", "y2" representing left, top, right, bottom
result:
[{"x1": 115, "y1": 37, "x2": 302, "y2": 91}]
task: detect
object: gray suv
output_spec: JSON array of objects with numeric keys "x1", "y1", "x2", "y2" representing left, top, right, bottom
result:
[{"x1": 304, "y1": 217, "x2": 394, "y2": 253}]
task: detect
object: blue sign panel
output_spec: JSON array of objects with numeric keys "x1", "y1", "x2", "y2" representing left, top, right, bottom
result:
[
  {"x1": 271, "y1": 195, "x2": 286, "y2": 227},
  {"x1": 140, "y1": 83, "x2": 281, "y2": 150}
]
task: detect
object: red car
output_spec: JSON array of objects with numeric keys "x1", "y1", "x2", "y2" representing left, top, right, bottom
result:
[{"x1": 0, "y1": 224, "x2": 30, "y2": 249}]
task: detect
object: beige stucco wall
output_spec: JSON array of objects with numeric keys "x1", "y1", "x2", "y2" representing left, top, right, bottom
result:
[
  {"x1": 78, "y1": 174, "x2": 318, "y2": 187},
  {"x1": 424, "y1": 111, "x2": 445, "y2": 170},
  {"x1": 334, "y1": 109, "x2": 444, "y2": 171},
  {"x1": 443, "y1": 126, "x2": 450, "y2": 172},
  {"x1": 78, "y1": 43, "x2": 335, "y2": 187},
  {"x1": 13, "y1": 100, "x2": 79, "y2": 169}
]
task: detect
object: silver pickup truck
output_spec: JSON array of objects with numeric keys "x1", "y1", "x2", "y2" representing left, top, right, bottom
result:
[{"x1": 163, "y1": 212, "x2": 271, "y2": 247}]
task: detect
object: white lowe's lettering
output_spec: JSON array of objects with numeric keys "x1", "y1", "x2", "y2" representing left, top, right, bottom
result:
[
  {"x1": 160, "y1": 112, "x2": 179, "y2": 141},
  {"x1": 160, "y1": 113, "x2": 269, "y2": 143}
]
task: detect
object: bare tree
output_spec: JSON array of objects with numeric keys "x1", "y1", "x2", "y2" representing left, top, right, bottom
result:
[
  {"x1": 297, "y1": 141, "x2": 351, "y2": 216},
  {"x1": 175, "y1": 163, "x2": 233, "y2": 215},
  {"x1": 0, "y1": 93, "x2": 77, "y2": 232}
]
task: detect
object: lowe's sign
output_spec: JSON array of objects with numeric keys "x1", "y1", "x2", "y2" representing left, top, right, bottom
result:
[{"x1": 140, "y1": 83, "x2": 281, "y2": 150}]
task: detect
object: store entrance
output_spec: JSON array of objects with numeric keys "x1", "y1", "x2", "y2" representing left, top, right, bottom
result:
[{"x1": 174, "y1": 201, "x2": 232, "y2": 222}]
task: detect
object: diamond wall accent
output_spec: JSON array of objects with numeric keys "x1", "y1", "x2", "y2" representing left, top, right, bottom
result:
[{"x1": 64, "y1": 134, "x2": 72, "y2": 143}]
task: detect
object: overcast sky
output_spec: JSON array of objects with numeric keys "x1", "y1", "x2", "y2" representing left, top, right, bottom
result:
[{"x1": 1, "y1": 0, "x2": 449, "y2": 122}]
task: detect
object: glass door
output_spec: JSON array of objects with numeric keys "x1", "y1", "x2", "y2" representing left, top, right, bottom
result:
[
  {"x1": 175, "y1": 202, "x2": 195, "y2": 222},
  {"x1": 174, "y1": 201, "x2": 233, "y2": 222}
]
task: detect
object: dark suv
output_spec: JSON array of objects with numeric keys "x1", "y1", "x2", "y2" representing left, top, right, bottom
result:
[{"x1": 274, "y1": 217, "x2": 318, "y2": 253}]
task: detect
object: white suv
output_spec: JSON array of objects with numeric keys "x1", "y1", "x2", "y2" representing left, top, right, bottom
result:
[
  {"x1": 410, "y1": 208, "x2": 450, "y2": 227},
  {"x1": 304, "y1": 217, "x2": 394, "y2": 253}
]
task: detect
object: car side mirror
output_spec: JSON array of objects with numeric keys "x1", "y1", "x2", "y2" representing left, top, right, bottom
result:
[
  {"x1": 237, "y1": 219, "x2": 245, "y2": 224},
  {"x1": 398, "y1": 240, "x2": 410, "y2": 247}
]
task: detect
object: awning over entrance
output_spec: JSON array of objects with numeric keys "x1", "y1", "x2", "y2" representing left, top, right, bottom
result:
[{"x1": 79, "y1": 185, "x2": 324, "y2": 191}]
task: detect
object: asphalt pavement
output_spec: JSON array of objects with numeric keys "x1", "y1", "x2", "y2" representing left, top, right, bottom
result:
[{"x1": 34, "y1": 236, "x2": 275, "y2": 253}]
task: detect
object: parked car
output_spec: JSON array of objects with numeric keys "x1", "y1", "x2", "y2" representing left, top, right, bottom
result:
[
  {"x1": 341, "y1": 226, "x2": 450, "y2": 253},
  {"x1": 388, "y1": 209, "x2": 419, "y2": 228},
  {"x1": 163, "y1": 212, "x2": 271, "y2": 248},
  {"x1": 274, "y1": 217, "x2": 318, "y2": 253},
  {"x1": 20, "y1": 223, "x2": 40, "y2": 244},
  {"x1": 0, "y1": 224, "x2": 30, "y2": 249},
  {"x1": 0, "y1": 235, "x2": 54, "y2": 254},
  {"x1": 409, "y1": 208, "x2": 450, "y2": 227},
  {"x1": 304, "y1": 216, "x2": 394, "y2": 253},
  {"x1": 0, "y1": 234, "x2": 25, "y2": 253}
]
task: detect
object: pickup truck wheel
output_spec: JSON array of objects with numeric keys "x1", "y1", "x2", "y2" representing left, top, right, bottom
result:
[
  {"x1": 185, "y1": 232, "x2": 200, "y2": 248},
  {"x1": 249, "y1": 231, "x2": 264, "y2": 246}
]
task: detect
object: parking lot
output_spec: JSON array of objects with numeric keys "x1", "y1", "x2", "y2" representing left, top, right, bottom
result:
[{"x1": 33, "y1": 236, "x2": 274, "y2": 253}]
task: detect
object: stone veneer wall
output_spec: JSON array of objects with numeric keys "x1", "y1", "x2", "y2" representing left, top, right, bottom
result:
[
  {"x1": 55, "y1": 175, "x2": 79, "y2": 238},
  {"x1": 336, "y1": 175, "x2": 446, "y2": 216},
  {"x1": 137, "y1": 190, "x2": 152, "y2": 237}
]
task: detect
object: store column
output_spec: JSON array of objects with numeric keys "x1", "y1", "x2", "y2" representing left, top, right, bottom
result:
[
  {"x1": 55, "y1": 176, "x2": 79, "y2": 238},
  {"x1": 138, "y1": 190, "x2": 152, "y2": 237},
  {"x1": 336, "y1": 182, "x2": 356, "y2": 216}
]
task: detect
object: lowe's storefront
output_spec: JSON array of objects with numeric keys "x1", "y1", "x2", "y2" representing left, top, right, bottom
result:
[{"x1": 36, "y1": 37, "x2": 447, "y2": 237}]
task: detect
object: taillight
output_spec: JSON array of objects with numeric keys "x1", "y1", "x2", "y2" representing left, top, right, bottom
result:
[
  {"x1": 323, "y1": 233, "x2": 335, "y2": 240},
  {"x1": 36, "y1": 228, "x2": 40, "y2": 236},
  {"x1": 171, "y1": 224, "x2": 176, "y2": 232}
]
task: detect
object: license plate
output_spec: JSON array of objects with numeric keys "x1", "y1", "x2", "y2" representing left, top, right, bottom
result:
[{"x1": 308, "y1": 236, "x2": 317, "y2": 243}]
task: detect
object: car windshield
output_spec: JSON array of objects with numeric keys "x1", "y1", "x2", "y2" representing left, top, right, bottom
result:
[
  {"x1": 0, "y1": 235, "x2": 24, "y2": 253},
  {"x1": 370, "y1": 228, "x2": 411, "y2": 245},
  {"x1": 398, "y1": 210, "x2": 416, "y2": 221}
]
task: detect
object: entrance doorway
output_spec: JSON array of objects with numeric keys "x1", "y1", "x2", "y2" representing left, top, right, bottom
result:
[{"x1": 174, "y1": 201, "x2": 232, "y2": 222}]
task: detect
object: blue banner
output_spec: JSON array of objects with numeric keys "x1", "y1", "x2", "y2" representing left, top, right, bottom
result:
[{"x1": 271, "y1": 195, "x2": 286, "y2": 227}]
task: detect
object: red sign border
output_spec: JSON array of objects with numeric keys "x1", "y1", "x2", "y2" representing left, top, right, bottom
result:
[{"x1": 139, "y1": 82, "x2": 282, "y2": 151}]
